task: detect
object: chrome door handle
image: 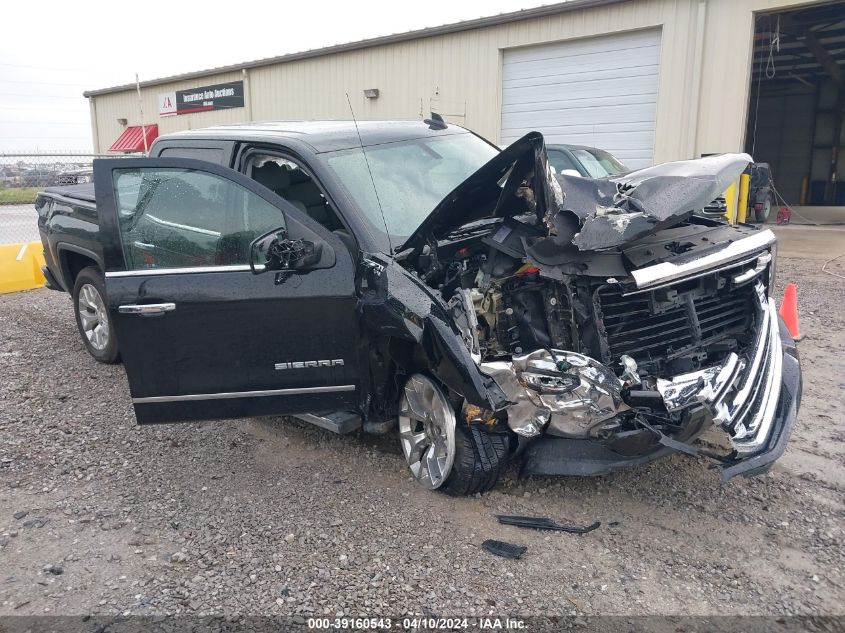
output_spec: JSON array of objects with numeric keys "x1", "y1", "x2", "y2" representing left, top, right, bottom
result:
[{"x1": 118, "y1": 303, "x2": 176, "y2": 315}]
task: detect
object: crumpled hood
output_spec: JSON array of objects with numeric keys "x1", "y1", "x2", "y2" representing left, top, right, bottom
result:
[
  {"x1": 398, "y1": 132, "x2": 563, "y2": 254},
  {"x1": 398, "y1": 131, "x2": 751, "y2": 253},
  {"x1": 559, "y1": 152, "x2": 752, "y2": 250}
]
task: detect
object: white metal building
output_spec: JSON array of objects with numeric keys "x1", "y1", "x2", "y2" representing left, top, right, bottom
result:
[{"x1": 84, "y1": 0, "x2": 844, "y2": 202}]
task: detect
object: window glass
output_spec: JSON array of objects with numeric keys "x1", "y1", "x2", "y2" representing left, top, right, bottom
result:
[
  {"x1": 113, "y1": 167, "x2": 285, "y2": 270},
  {"x1": 324, "y1": 133, "x2": 498, "y2": 239},
  {"x1": 158, "y1": 147, "x2": 225, "y2": 164},
  {"x1": 570, "y1": 149, "x2": 628, "y2": 178},
  {"x1": 249, "y1": 154, "x2": 342, "y2": 232},
  {"x1": 547, "y1": 150, "x2": 580, "y2": 175}
]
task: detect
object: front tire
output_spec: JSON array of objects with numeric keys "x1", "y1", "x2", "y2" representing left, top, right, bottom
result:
[
  {"x1": 442, "y1": 425, "x2": 510, "y2": 496},
  {"x1": 398, "y1": 373, "x2": 508, "y2": 494},
  {"x1": 72, "y1": 267, "x2": 120, "y2": 364}
]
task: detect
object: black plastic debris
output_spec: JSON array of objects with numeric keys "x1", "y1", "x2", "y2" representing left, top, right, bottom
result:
[
  {"x1": 497, "y1": 515, "x2": 601, "y2": 534},
  {"x1": 482, "y1": 539, "x2": 527, "y2": 560}
]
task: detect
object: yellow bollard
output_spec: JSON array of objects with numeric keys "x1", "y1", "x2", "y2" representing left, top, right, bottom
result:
[
  {"x1": 0, "y1": 241, "x2": 46, "y2": 294},
  {"x1": 737, "y1": 173, "x2": 750, "y2": 224},
  {"x1": 724, "y1": 182, "x2": 738, "y2": 224}
]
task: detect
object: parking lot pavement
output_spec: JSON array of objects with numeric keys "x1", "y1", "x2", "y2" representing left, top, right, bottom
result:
[
  {"x1": 771, "y1": 224, "x2": 845, "y2": 260},
  {"x1": 0, "y1": 256, "x2": 843, "y2": 620},
  {"x1": 0, "y1": 204, "x2": 39, "y2": 245}
]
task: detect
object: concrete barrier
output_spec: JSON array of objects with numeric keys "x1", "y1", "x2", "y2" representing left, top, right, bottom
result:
[{"x1": 0, "y1": 241, "x2": 46, "y2": 294}]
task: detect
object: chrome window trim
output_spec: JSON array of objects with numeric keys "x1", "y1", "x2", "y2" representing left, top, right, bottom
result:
[
  {"x1": 133, "y1": 384, "x2": 355, "y2": 404},
  {"x1": 106, "y1": 264, "x2": 264, "y2": 278},
  {"x1": 632, "y1": 229, "x2": 776, "y2": 289}
]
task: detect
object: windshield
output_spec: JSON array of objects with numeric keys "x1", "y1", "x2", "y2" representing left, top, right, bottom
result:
[
  {"x1": 324, "y1": 133, "x2": 499, "y2": 242},
  {"x1": 571, "y1": 148, "x2": 628, "y2": 178}
]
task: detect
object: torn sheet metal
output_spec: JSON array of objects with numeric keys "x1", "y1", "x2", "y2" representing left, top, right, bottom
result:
[
  {"x1": 399, "y1": 128, "x2": 751, "y2": 254},
  {"x1": 398, "y1": 131, "x2": 564, "y2": 254},
  {"x1": 481, "y1": 349, "x2": 630, "y2": 438},
  {"x1": 558, "y1": 153, "x2": 752, "y2": 250}
]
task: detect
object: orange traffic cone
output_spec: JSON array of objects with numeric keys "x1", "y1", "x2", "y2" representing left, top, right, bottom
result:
[{"x1": 779, "y1": 282, "x2": 802, "y2": 341}]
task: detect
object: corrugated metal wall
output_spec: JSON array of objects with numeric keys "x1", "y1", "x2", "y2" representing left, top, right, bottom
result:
[
  {"x1": 89, "y1": 0, "x2": 816, "y2": 162},
  {"x1": 500, "y1": 28, "x2": 663, "y2": 168}
]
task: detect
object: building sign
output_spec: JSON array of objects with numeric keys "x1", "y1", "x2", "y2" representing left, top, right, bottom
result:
[{"x1": 158, "y1": 81, "x2": 244, "y2": 117}]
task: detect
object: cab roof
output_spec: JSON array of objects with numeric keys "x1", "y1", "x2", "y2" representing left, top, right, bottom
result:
[{"x1": 154, "y1": 120, "x2": 472, "y2": 154}]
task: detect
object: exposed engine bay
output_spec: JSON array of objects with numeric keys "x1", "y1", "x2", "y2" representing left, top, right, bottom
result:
[
  {"x1": 409, "y1": 212, "x2": 768, "y2": 444},
  {"x1": 394, "y1": 133, "x2": 794, "y2": 480}
]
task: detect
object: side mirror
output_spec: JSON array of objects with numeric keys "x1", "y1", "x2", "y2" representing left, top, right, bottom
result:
[{"x1": 249, "y1": 228, "x2": 323, "y2": 274}]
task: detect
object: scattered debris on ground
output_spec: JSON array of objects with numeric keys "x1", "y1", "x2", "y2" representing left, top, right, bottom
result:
[
  {"x1": 497, "y1": 515, "x2": 601, "y2": 534},
  {"x1": 481, "y1": 539, "x2": 528, "y2": 560}
]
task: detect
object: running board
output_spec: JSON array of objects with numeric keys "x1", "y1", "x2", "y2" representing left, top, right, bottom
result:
[{"x1": 295, "y1": 412, "x2": 362, "y2": 435}]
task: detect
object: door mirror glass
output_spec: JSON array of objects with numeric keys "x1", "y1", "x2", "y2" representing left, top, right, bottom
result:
[
  {"x1": 249, "y1": 228, "x2": 323, "y2": 273},
  {"x1": 559, "y1": 169, "x2": 582, "y2": 178}
]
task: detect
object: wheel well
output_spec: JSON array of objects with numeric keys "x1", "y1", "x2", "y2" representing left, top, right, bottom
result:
[{"x1": 62, "y1": 250, "x2": 99, "y2": 287}]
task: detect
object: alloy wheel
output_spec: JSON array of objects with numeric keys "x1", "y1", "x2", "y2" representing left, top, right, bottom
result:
[
  {"x1": 758, "y1": 197, "x2": 772, "y2": 223},
  {"x1": 398, "y1": 374, "x2": 457, "y2": 490},
  {"x1": 77, "y1": 283, "x2": 110, "y2": 351}
]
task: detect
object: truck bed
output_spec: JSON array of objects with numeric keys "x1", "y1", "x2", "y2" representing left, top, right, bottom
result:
[{"x1": 41, "y1": 183, "x2": 96, "y2": 205}]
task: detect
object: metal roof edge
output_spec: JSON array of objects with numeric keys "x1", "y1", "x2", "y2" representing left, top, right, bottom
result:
[{"x1": 83, "y1": 0, "x2": 624, "y2": 97}]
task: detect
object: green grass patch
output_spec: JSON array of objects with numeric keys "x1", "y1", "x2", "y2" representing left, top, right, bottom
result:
[{"x1": 0, "y1": 187, "x2": 38, "y2": 205}]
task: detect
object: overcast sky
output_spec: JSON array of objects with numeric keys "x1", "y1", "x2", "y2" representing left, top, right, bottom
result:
[{"x1": 0, "y1": 0, "x2": 548, "y2": 153}]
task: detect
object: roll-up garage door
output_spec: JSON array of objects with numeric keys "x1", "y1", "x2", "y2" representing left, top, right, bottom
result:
[{"x1": 501, "y1": 29, "x2": 662, "y2": 169}]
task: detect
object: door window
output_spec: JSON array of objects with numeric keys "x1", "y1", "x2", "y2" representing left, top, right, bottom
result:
[
  {"x1": 249, "y1": 155, "x2": 342, "y2": 232},
  {"x1": 113, "y1": 167, "x2": 285, "y2": 270}
]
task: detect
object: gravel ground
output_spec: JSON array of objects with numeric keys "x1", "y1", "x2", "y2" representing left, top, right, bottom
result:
[{"x1": 0, "y1": 256, "x2": 843, "y2": 622}]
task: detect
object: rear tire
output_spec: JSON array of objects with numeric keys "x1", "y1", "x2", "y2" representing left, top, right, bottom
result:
[
  {"x1": 755, "y1": 193, "x2": 773, "y2": 224},
  {"x1": 72, "y1": 267, "x2": 120, "y2": 364},
  {"x1": 442, "y1": 425, "x2": 510, "y2": 496}
]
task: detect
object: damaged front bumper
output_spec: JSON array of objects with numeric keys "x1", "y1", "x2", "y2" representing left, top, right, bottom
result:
[
  {"x1": 656, "y1": 283, "x2": 802, "y2": 480},
  {"x1": 482, "y1": 282, "x2": 801, "y2": 482}
]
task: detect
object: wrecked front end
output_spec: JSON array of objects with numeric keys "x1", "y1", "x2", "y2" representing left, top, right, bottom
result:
[
  {"x1": 395, "y1": 132, "x2": 801, "y2": 482},
  {"x1": 484, "y1": 234, "x2": 801, "y2": 482}
]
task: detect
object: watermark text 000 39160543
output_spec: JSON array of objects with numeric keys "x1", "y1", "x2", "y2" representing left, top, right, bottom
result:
[{"x1": 0, "y1": 616, "x2": 840, "y2": 632}]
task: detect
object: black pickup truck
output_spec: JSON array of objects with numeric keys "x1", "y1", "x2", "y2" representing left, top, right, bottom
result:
[{"x1": 35, "y1": 120, "x2": 801, "y2": 495}]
